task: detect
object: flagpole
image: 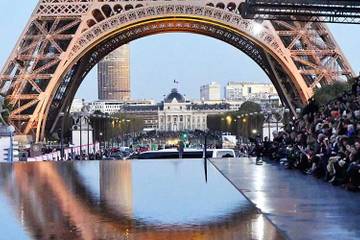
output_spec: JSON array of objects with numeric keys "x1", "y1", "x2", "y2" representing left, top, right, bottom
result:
[{"x1": 174, "y1": 79, "x2": 179, "y2": 89}]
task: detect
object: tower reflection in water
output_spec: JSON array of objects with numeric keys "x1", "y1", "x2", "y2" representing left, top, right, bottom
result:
[
  {"x1": 0, "y1": 160, "x2": 285, "y2": 240},
  {"x1": 100, "y1": 160, "x2": 133, "y2": 218}
]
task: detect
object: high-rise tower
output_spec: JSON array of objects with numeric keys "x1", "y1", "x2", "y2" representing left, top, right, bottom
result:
[{"x1": 98, "y1": 45, "x2": 130, "y2": 101}]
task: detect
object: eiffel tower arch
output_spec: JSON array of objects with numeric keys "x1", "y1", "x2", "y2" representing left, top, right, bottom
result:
[{"x1": 0, "y1": 0, "x2": 354, "y2": 142}]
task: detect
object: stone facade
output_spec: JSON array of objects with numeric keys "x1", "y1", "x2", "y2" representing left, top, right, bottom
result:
[{"x1": 123, "y1": 89, "x2": 230, "y2": 131}]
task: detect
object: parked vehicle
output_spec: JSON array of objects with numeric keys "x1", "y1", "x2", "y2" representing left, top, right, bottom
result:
[{"x1": 128, "y1": 148, "x2": 235, "y2": 160}]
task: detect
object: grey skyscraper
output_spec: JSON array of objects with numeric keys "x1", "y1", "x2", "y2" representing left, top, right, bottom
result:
[{"x1": 98, "y1": 44, "x2": 130, "y2": 101}]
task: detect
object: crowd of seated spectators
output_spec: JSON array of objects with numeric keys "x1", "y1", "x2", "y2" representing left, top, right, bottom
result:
[{"x1": 265, "y1": 77, "x2": 360, "y2": 191}]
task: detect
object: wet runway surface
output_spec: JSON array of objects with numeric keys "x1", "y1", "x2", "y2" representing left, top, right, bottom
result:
[
  {"x1": 211, "y1": 157, "x2": 360, "y2": 240},
  {"x1": 0, "y1": 160, "x2": 285, "y2": 240}
]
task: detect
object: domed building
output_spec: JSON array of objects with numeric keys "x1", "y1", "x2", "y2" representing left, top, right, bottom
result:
[
  {"x1": 164, "y1": 88, "x2": 186, "y2": 103},
  {"x1": 158, "y1": 88, "x2": 229, "y2": 132},
  {"x1": 114, "y1": 88, "x2": 230, "y2": 132}
]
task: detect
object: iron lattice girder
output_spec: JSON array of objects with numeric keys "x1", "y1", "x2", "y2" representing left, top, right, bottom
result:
[
  {"x1": 271, "y1": 19, "x2": 353, "y2": 85},
  {"x1": 290, "y1": 50, "x2": 337, "y2": 56},
  {"x1": 9, "y1": 94, "x2": 40, "y2": 100},
  {"x1": 0, "y1": 0, "x2": 354, "y2": 142},
  {"x1": 243, "y1": 0, "x2": 360, "y2": 24}
]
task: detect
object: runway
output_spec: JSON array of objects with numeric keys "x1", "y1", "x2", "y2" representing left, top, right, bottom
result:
[{"x1": 211, "y1": 157, "x2": 360, "y2": 240}]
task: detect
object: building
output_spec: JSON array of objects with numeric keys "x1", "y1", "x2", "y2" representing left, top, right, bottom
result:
[
  {"x1": 89, "y1": 99, "x2": 156, "y2": 114},
  {"x1": 225, "y1": 100, "x2": 245, "y2": 111},
  {"x1": 224, "y1": 82, "x2": 276, "y2": 101},
  {"x1": 98, "y1": 44, "x2": 130, "y2": 101},
  {"x1": 158, "y1": 89, "x2": 229, "y2": 131},
  {"x1": 123, "y1": 105, "x2": 160, "y2": 131},
  {"x1": 70, "y1": 98, "x2": 85, "y2": 113},
  {"x1": 194, "y1": 99, "x2": 244, "y2": 111},
  {"x1": 0, "y1": 125, "x2": 18, "y2": 162},
  {"x1": 102, "y1": 89, "x2": 230, "y2": 131},
  {"x1": 88, "y1": 89, "x2": 230, "y2": 132},
  {"x1": 200, "y1": 82, "x2": 221, "y2": 101},
  {"x1": 88, "y1": 88, "x2": 282, "y2": 132}
]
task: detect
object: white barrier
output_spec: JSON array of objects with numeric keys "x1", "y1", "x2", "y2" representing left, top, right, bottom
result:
[{"x1": 27, "y1": 143, "x2": 100, "y2": 162}]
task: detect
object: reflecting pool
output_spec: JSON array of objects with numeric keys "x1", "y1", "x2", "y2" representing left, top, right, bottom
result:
[{"x1": 0, "y1": 160, "x2": 285, "y2": 240}]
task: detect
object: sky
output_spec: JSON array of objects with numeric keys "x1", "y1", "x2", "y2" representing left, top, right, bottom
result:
[{"x1": 0, "y1": 1, "x2": 359, "y2": 101}]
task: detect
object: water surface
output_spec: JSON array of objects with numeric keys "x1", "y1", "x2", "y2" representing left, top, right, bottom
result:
[{"x1": 0, "y1": 160, "x2": 284, "y2": 240}]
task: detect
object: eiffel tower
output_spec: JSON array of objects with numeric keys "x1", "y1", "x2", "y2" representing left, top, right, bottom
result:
[{"x1": 0, "y1": 0, "x2": 354, "y2": 142}]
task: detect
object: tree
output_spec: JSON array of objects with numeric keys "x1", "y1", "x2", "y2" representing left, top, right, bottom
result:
[
  {"x1": 111, "y1": 113, "x2": 144, "y2": 136},
  {"x1": 235, "y1": 101, "x2": 263, "y2": 140},
  {"x1": 238, "y1": 101, "x2": 262, "y2": 114},
  {"x1": 0, "y1": 96, "x2": 11, "y2": 125},
  {"x1": 313, "y1": 81, "x2": 350, "y2": 106},
  {"x1": 207, "y1": 114, "x2": 223, "y2": 132},
  {"x1": 207, "y1": 101, "x2": 264, "y2": 142}
]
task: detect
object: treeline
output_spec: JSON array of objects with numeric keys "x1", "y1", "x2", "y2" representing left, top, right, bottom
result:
[
  {"x1": 90, "y1": 111, "x2": 144, "y2": 143},
  {"x1": 207, "y1": 101, "x2": 264, "y2": 139}
]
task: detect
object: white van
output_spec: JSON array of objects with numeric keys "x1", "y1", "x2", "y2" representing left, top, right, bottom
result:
[{"x1": 132, "y1": 148, "x2": 236, "y2": 159}]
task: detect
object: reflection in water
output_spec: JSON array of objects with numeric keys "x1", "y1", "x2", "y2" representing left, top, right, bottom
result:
[
  {"x1": 100, "y1": 161, "x2": 133, "y2": 218},
  {"x1": 0, "y1": 160, "x2": 285, "y2": 240}
]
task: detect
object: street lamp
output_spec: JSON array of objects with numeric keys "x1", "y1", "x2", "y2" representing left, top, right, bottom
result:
[
  {"x1": 86, "y1": 116, "x2": 90, "y2": 159},
  {"x1": 91, "y1": 115, "x2": 96, "y2": 155},
  {"x1": 284, "y1": 108, "x2": 290, "y2": 128},
  {"x1": 126, "y1": 119, "x2": 131, "y2": 145},
  {"x1": 99, "y1": 132, "x2": 103, "y2": 150},
  {"x1": 7, "y1": 125, "x2": 15, "y2": 163},
  {"x1": 253, "y1": 112, "x2": 259, "y2": 137},
  {"x1": 267, "y1": 111, "x2": 271, "y2": 141},
  {"x1": 225, "y1": 115, "x2": 232, "y2": 133},
  {"x1": 59, "y1": 112, "x2": 65, "y2": 161},
  {"x1": 104, "y1": 116, "x2": 109, "y2": 149},
  {"x1": 79, "y1": 114, "x2": 83, "y2": 160}
]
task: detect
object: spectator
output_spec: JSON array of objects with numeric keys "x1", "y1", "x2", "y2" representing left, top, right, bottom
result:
[{"x1": 261, "y1": 76, "x2": 360, "y2": 191}]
